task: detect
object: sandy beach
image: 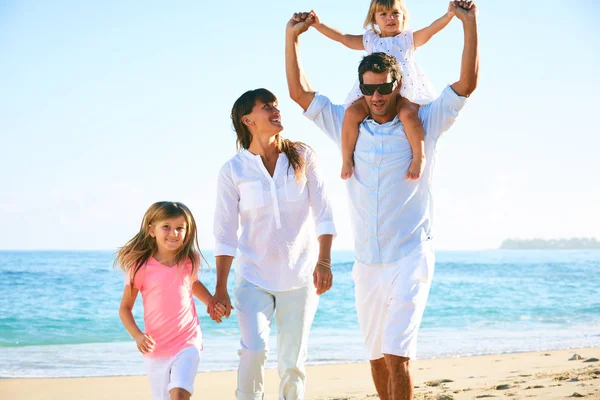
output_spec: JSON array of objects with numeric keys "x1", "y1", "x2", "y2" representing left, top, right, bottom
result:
[{"x1": 2, "y1": 347, "x2": 598, "y2": 399}]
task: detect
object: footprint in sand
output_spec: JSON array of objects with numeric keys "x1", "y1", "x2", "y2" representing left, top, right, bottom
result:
[{"x1": 424, "y1": 379, "x2": 454, "y2": 387}]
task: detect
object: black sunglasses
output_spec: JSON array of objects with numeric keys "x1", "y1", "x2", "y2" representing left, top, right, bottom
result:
[{"x1": 359, "y1": 80, "x2": 397, "y2": 96}]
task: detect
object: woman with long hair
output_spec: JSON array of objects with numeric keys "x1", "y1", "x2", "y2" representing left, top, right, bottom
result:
[{"x1": 211, "y1": 88, "x2": 336, "y2": 399}]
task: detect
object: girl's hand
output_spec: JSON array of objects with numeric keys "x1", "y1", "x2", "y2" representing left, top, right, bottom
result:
[
  {"x1": 134, "y1": 332, "x2": 156, "y2": 354},
  {"x1": 206, "y1": 297, "x2": 221, "y2": 323},
  {"x1": 313, "y1": 263, "x2": 333, "y2": 295},
  {"x1": 214, "y1": 302, "x2": 227, "y2": 319}
]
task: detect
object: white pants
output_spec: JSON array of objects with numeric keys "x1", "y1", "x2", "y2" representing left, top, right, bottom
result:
[
  {"x1": 234, "y1": 276, "x2": 319, "y2": 400},
  {"x1": 353, "y1": 241, "x2": 435, "y2": 360},
  {"x1": 144, "y1": 345, "x2": 200, "y2": 400}
]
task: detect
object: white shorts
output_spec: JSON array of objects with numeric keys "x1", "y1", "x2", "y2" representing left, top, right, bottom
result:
[
  {"x1": 352, "y1": 241, "x2": 435, "y2": 360},
  {"x1": 144, "y1": 345, "x2": 200, "y2": 400}
]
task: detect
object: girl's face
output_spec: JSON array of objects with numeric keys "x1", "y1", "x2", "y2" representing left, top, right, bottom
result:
[
  {"x1": 244, "y1": 100, "x2": 283, "y2": 136},
  {"x1": 374, "y1": 4, "x2": 403, "y2": 37},
  {"x1": 149, "y1": 216, "x2": 188, "y2": 255}
]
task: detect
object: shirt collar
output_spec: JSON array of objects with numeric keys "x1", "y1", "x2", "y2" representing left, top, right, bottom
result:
[{"x1": 364, "y1": 115, "x2": 401, "y2": 127}]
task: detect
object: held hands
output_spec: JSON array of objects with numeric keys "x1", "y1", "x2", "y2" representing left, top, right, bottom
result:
[
  {"x1": 313, "y1": 259, "x2": 333, "y2": 295},
  {"x1": 134, "y1": 332, "x2": 156, "y2": 354},
  {"x1": 451, "y1": 1, "x2": 478, "y2": 22},
  {"x1": 208, "y1": 291, "x2": 233, "y2": 323},
  {"x1": 208, "y1": 301, "x2": 228, "y2": 323},
  {"x1": 286, "y1": 11, "x2": 316, "y2": 37}
]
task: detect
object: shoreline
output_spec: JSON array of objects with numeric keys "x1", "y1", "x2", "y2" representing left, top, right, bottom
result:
[
  {"x1": 3, "y1": 339, "x2": 600, "y2": 379},
  {"x1": 2, "y1": 347, "x2": 599, "y2": 399}
]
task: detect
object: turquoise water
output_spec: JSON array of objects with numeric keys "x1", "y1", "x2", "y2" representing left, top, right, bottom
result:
[{"x1": 1, "y1": 250, "x2": 599, "y2": 377}]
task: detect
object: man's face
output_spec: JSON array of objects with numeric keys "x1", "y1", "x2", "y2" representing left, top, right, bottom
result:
[{"x1": 362, "y1": 71, "x2": 400, "y2": 122}]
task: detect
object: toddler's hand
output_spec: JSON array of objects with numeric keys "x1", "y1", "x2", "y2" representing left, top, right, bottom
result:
[
  {"x1": 311, "y1": 10, "x2": 322, "y2": 26},
  {"x1": 134, "y1": 332, "x2": 156, "y2": 354},
  {"x1": 447, "y1": 1, "x2": 456, "y2": 17}
]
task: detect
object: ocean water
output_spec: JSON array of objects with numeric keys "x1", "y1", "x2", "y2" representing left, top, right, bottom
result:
[{"x1": 1, "y1": 249, "x2": 599, "y2": 378}]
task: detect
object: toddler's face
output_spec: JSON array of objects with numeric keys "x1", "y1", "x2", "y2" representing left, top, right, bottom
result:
[{"x1": 374, "y1": 5, "x2": 403, "y2": 37}]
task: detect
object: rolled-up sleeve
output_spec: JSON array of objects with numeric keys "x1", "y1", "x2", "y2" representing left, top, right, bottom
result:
[
  {"x1": 303, "y1": 92, "x2": 345, "y2": 149},
  {"x1": 304, "y1": 148, "x2": 336, "y2": 238},
  {"x1": 213, "y1": 162, "x2": 239, "y2": 257},
  {"x1": 420, "y1": 85, "x2": 468, "y2": 142}
]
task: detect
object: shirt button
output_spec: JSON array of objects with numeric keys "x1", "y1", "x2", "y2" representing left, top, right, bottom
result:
[{"x1": 371, "y1": 187, "x2": 376, "y2": 191}]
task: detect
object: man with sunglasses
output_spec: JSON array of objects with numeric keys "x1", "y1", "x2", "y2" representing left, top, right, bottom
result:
[{"x1": 285, "y1": 1, "x2": 478, "y2": 400}]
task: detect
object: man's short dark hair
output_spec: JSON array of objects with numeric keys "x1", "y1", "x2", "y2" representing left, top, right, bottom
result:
[{"x1": 358, "y1": 52, "x2": 402, "y2": 84}]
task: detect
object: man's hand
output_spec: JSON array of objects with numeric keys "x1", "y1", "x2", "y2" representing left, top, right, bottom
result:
[
  {"x1": 286, "y1": 11, "x2": 316, "y2": 38},
  {"x1": 451, "y1": 1, "x2": 478, "y2": 22}
]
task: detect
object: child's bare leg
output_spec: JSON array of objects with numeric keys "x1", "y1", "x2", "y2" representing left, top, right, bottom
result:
[
  {"x1": 398, "y1": 98, "x2": 425, "y2": 180},
  {"x1": 341, "y1": 98, "x2": 369, "y2": 179}
]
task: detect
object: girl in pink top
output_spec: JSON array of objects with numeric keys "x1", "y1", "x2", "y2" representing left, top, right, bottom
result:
[{"x1": 117, "y1": 201, "x2": 226, "y2": 400}]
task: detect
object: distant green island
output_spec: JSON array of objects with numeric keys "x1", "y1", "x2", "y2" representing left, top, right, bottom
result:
[{"x1": 500, "y1": 237, "x2": 600, "y2": 250}]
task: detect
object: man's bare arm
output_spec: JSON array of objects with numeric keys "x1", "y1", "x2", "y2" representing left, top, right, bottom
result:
[
  {"x1": 286, "y1": 12, "x2": 317, "y2": 111},
  {"x1": 450, "y1": 1, "x2": 479, "y2": 97}
]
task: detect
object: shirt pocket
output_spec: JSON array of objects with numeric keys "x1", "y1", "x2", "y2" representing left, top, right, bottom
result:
[
  {"x1": 285, "y1": 175, "x2": 308, "y2": 202},
  {"x1": 238, "y1": 181, "x2": 265, "y2": 211}
]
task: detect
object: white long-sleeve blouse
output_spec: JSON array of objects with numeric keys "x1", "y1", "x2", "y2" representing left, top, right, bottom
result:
[{"x1": 213, "y1": 146, "x2": 336, "y2": 291}]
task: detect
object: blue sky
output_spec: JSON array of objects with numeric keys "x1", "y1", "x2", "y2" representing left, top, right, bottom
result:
[{"x1": 1, "y1": 0, "x2": 599, "y2": 250}]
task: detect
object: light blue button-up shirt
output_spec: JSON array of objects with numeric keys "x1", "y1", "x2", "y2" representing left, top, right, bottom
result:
[{"x1": 304, "y1": 86, "x2": 467, "y2": 264}]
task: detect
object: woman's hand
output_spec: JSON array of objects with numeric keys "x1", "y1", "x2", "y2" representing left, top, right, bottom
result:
[
  {"x1": 134, "y1": 332, "x2": 156, "y2": 354},
  {"x1": 313, "y1": 262, "x2": 333, "y2": 295}
]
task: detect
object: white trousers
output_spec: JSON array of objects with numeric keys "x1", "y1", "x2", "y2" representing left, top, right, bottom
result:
[{"x1": 234, "y1": 276, "x2": 319, "y2": 400}]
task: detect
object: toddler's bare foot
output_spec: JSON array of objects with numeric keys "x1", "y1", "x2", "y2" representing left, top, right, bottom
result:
[
  {"x1": 341, "y1": 159, "x2": 354, "y2": 180},
  {"x1": 406, "y1": 155, "x2": 425, "y2": 180}
]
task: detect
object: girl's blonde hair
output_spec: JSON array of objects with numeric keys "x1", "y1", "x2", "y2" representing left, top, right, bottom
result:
[
  {"x1": 364, "y1": 0, "x2": 410, "y2": 33},
  {"x1": 231, "y1": 88, "x2": 307, "y2": 181},
  {"x1": 114, "y1": 201, "x2": 202, "y2": 286}
]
